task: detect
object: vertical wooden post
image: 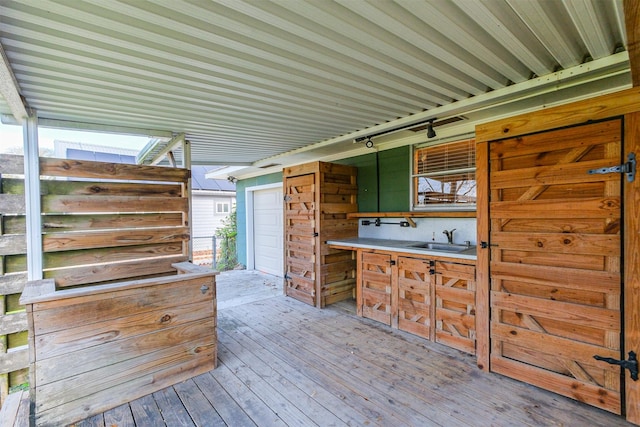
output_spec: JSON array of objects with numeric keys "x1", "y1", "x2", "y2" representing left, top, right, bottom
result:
[
  {"x1": 475, "y1": 140, "x2": 490, "y2": 371},
  {"x1": 22, "y1": 113, "x2": 42, "y2": 281},
  {"x1": 182, "y1": 137, "x2": 193, "y2": 262},
  {"x1": 624, "y1": 111, "x2": 640, "y2": 425}
]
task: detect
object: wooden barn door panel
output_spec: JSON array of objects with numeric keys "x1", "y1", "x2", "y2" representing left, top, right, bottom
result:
[
  {"x1": 284, "y1": 173, "x2": 317, "y2": 306},
  {"x1": 397, "y1": 256, "x2": 434, "y2": 340},
  {"x1": 488, "y1": 119, "x2": 623, "y2": 414},
  {"x1": 360, "y1": 251, "x2": 393, "y2": 325}
]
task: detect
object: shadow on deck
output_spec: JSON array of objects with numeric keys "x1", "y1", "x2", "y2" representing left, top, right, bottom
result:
[{"x1": 8, "y1": 270, "x2": 635, "y2": 426}]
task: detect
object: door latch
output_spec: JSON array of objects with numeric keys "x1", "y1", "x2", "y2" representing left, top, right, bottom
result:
[
  {"x1": 587, "y1": 152, "x2": 636, "y2": 182},
  {"x1": 480, "y1": 241, "x2": 498, "y2": 249},
  {"x1": 593, "y1": 351, "x2": 638, "y2": 381}
]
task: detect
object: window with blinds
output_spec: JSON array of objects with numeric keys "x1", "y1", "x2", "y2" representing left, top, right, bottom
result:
[{"x1": 412, "y1": 139, "x2": 476, "y2": 209}]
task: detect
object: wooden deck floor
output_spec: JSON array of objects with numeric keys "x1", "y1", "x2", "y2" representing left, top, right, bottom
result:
[
  {"x1": 63, "y1": 278, "x2": 633, "y2": 427},
  {"x1": 2, "y1": 270, "x2": 626, "y2": 427}
]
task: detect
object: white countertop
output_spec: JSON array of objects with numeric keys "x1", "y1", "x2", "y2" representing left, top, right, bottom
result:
[{"x1": 326, "y1": 237, "x2": 477, "y2": 261}]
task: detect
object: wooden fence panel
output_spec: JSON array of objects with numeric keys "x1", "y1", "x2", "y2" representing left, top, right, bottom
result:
[
  {"x1": 0, "y1": 153, "x2": 192, "y2": 408},
  {"x1": 0, "y1": 156, "x2": 28, "y2": 406}
]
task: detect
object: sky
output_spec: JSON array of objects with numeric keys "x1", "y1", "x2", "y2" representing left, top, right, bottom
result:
[{"x1": 0, "y1": 121, "x2": 152, "y2": 155}]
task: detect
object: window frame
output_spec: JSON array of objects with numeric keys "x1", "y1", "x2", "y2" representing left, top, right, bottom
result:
[
  {"x1": 215, "y1": 201, "x2": 230, "y2": 215},
  {"x1": 410, "y1": 137, "x2": 477, "y2": 212}
]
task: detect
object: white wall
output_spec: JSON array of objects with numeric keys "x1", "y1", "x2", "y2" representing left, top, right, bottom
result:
[
  {"x1": 192, "y1": 192, "x2": 236, "y2": 238},
  {"x1": 357, "y1": 217, "x2": 476, "y2": 245}
]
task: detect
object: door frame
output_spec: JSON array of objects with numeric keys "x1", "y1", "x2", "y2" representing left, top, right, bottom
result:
[
  {"x1": 475, "y1": 87, "x2": 640, "y2": 424},
  {"x1": 245, "y1": 182, "x2": 283, "y2": 274}
]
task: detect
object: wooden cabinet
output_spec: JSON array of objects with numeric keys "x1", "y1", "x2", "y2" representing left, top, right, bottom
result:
[
  {"x1": 359, "y1": 251, "x2": 393, "y2": 325},
  {"x1": 434, "y1": 260, "x2": 476, "y2": 354},
  {"x1": 357, "y1": 249, "x2": 476, "y2": 354},
  {"x1": 397, "y1": 256, "x2": 435, "y2": 340},
  {"x1": 284, "y1": 161, "x2": 358, "y2": 308}
]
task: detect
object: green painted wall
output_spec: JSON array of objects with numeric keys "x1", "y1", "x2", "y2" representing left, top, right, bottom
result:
[
  {"x1": 235, "y1": 146, "x2": 411, "y2": 266},
  {"x1": 235, "y1": 172, "x2": 282, "y2": 267},
  {"x1": 337, "y1": 146, "x2": 410, "y2": 212}
]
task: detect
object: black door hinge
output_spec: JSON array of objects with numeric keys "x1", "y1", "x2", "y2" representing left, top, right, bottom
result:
[
  {"x1": 588, "y1": 152, "x2": 636, "y2": 182},
  {"x1": 594, "y1": 351, "x2": 638, "y2": 381}
]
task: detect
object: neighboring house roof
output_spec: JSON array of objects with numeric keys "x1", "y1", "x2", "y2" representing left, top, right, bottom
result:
[
  {"x1": 54, "y1": 140, "x2": 138, "y2": 164},
  {"x1": 56, "y1": 141, "x2": 235, "y2": 192},
  {"x1": 191, "y1": 166, "x2": 236, "y2": 192}
]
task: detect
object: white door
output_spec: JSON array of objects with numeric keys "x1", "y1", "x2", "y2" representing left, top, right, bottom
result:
[{"x1": 253, "y1": 187, "x2": 283, "y2": 276}]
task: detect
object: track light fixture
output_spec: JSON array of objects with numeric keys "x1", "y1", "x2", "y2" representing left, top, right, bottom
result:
[
  {"x1": 426, "y1": 119, "x2": 437, "y2": 139},
  {"x1": 365, "y1": 137, "x2": 374, "y2": 148}
]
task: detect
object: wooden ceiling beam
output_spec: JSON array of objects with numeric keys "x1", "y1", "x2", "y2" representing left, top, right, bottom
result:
[{"x1": 625, "y1": 0, "x2": 640, "y2": 87}]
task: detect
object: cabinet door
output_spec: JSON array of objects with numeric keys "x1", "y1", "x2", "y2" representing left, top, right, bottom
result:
[
  {"x1": 486, "y1": 119, "x2": 622, "y2": 413},
  {"x1": 360, "y1": 251, "x2": 392, "y2": 325},
  {"x1": 397, "y1": 256, "x2": 433, "y2": 340},
  {"x1": 284, "y1": 173, "x2": 317, "y2": 306},
  {"x1": 435, "y1": 261, "x2": 476, "y2": 354}
]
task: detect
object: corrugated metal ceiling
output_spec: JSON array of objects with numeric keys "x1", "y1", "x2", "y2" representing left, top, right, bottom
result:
[{"x1": 0, "y1": 0, "x2": 630, "y2": 174}]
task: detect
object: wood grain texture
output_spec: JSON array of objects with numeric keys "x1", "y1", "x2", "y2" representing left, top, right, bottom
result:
[
  {"x1": 625, "y1": 0, "x2": 640, "y2": 88},
  {"x1": 624, "y1": 111, "x2": 640, "y2": 423},
  {"x1": 476, "y1": 87, "x2": 640, "y2": 143},
  {"x1": 58, "y1": 290, "x2": 632, "y2": 427},
  {"x1": 22, "y1": 267, "x2": 217, "y2": 427},
  {"x1": 486, "y1": 119, "x2": 623, "y2": 416},
  {"x1": 42, "y1": 227, "x2": 189, "y2": 252},
  {"x1": 284, "y1": 161, "x2": 358, "y2": 308},
  {"x1": 39, "y1": 158, "x2": 189, "y2": 183},
  {"x1": 475, "y1": 140, "x2": 490, "y2": 371}
]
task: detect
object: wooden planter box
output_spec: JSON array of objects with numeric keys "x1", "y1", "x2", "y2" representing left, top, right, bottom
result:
[{"x1": 19, "y1": 262, "x2": 217, "y2": 427}]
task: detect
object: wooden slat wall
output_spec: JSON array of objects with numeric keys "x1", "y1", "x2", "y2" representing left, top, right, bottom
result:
[
  {"x1": 317, "y1": 162, "x2": 358, "y2": 306},
  {"x1": 284, "y1": 161, "x2": 358, "y2": 308},
  {"x1": 0, "y1": 155, "x2": 29, "y2": 407},
  {"x1": 0, "y1": 153, "x2": 191, "y2": 409},
  {"x1": 21, "y1": 262, "x2": 217, "y2": 426},
  {"x1": 36, "y1": 156, "x2": 190, "y2": 288}
]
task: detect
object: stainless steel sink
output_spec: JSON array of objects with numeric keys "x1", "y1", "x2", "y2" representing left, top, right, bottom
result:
[{"x1": 409, "y1": 242, "x2": 471, "y2": 253}]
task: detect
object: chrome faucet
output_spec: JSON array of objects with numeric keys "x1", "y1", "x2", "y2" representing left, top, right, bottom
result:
[{"x1": 443, "y1": 228, "x2": 456, "y2": 244}]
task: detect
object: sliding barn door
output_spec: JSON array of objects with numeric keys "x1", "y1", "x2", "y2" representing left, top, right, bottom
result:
[
  {"x1": 284, "y1": 173, "x2": 317, "y2": 306},
  {"x1": 488, "y1": 119, "x2": 623, "y2": 414}
]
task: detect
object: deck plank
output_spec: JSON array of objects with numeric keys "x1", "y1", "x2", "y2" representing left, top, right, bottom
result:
[
  {"x1": 219, "y1": 309, "x2": 420, "y2": 426},
  {"x1": 103, "y1": 403, "x2": 135, "y2": 427},
  {"x1": 217, "y1": 328, "x2": 366, "y2": 426},
  {"x1": 129, "y1": 393, "x2": 166, "y2": 427},
  {"x1": 73, "y1": 413, "x2": 104, "y2": 427},
  {"x1": 152, "y1": 387, "x2": 195, "y2": 427},
  {"x1": 209, "y1": 359, "x2": 286, "y2": 426},
  {"x1": 217, "y1": 330, "x2": 348, "y2": 426},
  {"x1": 173, "y1": 378, "x2": 225, "y2": 426},
  {"x1": 192, "y1": 372, "x2": 258, "y2": 427},
  {"x1": 225, "y1": 300, "x2": 462, "y2": 427},
  {"x1": 216, "y1": 345, "x2": 318, "y2": 426},
  {"x1": 264, "y1": 297, "x2": 528, "y2": 425},
  {"x1": 246, "y1": 299, "x2": 477, "y2": 425}
]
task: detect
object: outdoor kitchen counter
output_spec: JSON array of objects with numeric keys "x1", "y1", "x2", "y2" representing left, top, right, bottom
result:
[{"x1": 327, "y1": 237, "x2": 477, "y2": 261}]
